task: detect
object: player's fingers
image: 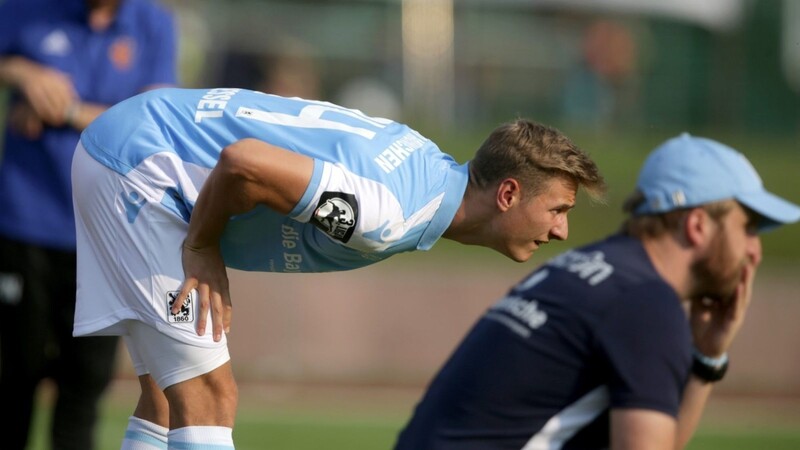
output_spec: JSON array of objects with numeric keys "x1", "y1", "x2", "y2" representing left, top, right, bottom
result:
[
  {"x1": 8, "y1": 104, "x2": 43, "y2": 139},
  {"x1": 732, "y1": 263, "x2": 755, "y2": 319},
  {"x1": 195, "y1": 283, "x2": 210, "y2": 336},
  {"x1": 223, "y1": 294, "x2": 232, "y2": 335},
  {"x1": 24, "y1": 86, "x2": 52, "y2": 119},
  {"x1": 172, "y1": 279, "x2": 196, "y2": 314},
  {"x1": 27, "y1": 83, "x2": 68, "y2": 124},
  {"x1": 210, "y1": 290, "x2": 224, "y2": 342},
  {"x1": 690, "y1": 297, "x2": 713, "y2": 319}
]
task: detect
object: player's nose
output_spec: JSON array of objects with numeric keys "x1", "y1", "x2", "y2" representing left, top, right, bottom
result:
[{"x1": 550, "y1": 216, "x2": 568, "y2": 241}]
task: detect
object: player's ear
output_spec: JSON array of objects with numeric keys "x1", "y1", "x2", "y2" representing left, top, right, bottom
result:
[
  {"x1": 683, "y1": 207, "x2": 712, "y2": 249},
  {"x1": 496, "y1": 178, "x2": 521, "y2": 211}
]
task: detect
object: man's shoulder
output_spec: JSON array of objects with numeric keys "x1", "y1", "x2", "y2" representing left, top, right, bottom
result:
[
  {"x1": 125, "y1": 0, "x2": 173, "y2": 15},
  {"x1": 120, "y1": 0, "x2": 175, "y2": 30}
]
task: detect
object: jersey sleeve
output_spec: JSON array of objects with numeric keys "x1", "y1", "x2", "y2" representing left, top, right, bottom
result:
[
  {"x1": 595, "y1": 281, "x2": 692, "y2": 417},
  {"x1": 289, "y1": 160, "x2": 434, "y2": 254}
]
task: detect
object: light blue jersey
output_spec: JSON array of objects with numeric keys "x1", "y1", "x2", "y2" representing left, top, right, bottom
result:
[{"x1": 80, "y1": 88, "x2": 468, "y2": 272}]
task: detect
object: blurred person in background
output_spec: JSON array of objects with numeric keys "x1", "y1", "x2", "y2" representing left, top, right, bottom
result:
[
  {"x1": 561, "y1": 19, "x2": 639, "y2": 128},
  {"x1": 0, "y1": 0, "x2": 176, "y2": 448},
  {"x1": 394, "y1": 134, "x2": 800, "y2": 450},
  {"x1": 70, "y1": 87, "x2": 605, "y2": 448}
]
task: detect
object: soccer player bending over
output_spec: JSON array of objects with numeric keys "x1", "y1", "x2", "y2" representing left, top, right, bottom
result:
[{"x1": 71, "y1": 87, "x2": 605, "y2": 448}]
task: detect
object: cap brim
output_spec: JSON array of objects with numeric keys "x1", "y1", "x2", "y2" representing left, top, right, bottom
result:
[{"x1": 737, "y1": 190, "x2": 800, "y2": 232}]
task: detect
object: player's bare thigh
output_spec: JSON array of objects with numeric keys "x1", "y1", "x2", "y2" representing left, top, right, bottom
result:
[{"x1": 123, "y1": 319, "x2": 235, "y2": 426}]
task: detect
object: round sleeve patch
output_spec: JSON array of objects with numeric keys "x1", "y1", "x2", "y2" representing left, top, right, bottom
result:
[{"x1": 310, "y1": 192, "x2": 359, "y2": 243}]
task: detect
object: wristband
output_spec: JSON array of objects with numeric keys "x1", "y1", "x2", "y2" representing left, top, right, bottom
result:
[{"x1": 691, "y1": 348, "x2": 728, "y2": 382}]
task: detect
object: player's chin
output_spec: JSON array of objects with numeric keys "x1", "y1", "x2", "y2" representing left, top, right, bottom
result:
[{"x1": 508, "y1": 246, "x2": 537, "y2": 263}]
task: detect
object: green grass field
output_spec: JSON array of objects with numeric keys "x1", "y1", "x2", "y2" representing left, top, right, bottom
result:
[{"x1": 28, "y1": 379, "x2": 800, "y2": 449}]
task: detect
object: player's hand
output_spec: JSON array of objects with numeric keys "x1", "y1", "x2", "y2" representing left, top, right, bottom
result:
[
  {"x1": 8, "y1": 101, "x2": 44, "y2": 139},
  {"x1": 689, "y1": 261, "x2": 757, "y2": 358},
  {"x1": 13, "y1": 59, "x2": 77, "y2": 126},
  {"x1": 174, "y1": 241, "x2": 232, "y2": 342}
]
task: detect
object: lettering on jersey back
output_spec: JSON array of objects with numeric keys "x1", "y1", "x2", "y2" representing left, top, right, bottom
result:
[
  {"x1": 548, "y1": 250, "x2": 614, "y2": 286},
  {"x1": 374, "y1": 132, "x2": 426, "y2": 174},
  {"x1": 194, "y1": 88, "x2": 241, "y2": 123}
]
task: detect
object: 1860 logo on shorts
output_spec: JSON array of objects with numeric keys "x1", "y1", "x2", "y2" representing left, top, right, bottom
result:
[{"x1": 166, "y1": 290, "x2": 195, "y2": 324}]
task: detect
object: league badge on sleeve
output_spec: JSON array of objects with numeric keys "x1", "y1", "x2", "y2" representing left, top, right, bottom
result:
[
  {"x1": 311, "y1": 192, "x2": 359, "y2": 243},
  {"x1": 166, "y1": 290, "x2": 195, "y2": 323}
]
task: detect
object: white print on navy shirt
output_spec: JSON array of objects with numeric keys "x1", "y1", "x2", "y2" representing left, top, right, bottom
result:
[
  {"x1": 548, "y1": 250, "x2": 614, "y2": 286},
  {"x1": 0, "y1": 272, "x2": 24, "y2": 306},
  {"x1": 486, "y1": 270, "x2": 550, "y2": 338},
  {"x1": 166, "y1": 290, "x2": 195, "y2": 323}
]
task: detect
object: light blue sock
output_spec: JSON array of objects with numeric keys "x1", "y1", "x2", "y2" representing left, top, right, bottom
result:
[
  {"x1": 167, "y1": 426, "x2": 234, "y2": 449},
  {"x1": 121, "y1": 416, "x2": 168, "y2": 450}
]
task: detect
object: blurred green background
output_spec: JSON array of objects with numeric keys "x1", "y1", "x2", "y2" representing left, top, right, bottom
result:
[
  {"x1": 8, "y1": 0, "x2": 800, "y2": 448},
  {"x1": 160, "y1": 0, "x2": 800, "y2": 263}
]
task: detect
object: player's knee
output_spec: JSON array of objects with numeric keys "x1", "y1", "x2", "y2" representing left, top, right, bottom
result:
[
  {"x1": 164, "y1": 370, "x2": 234, "y2": 408},
  {"x1": 207, "y1": 371, "x2": 238, "y2": 410},
  {"x1": 164, "y1": 366, "x2": 238, "y2": 425}
]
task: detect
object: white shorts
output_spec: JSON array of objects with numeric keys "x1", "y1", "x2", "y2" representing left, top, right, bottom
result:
[
  {"x1": 72, "y1": 142, "x2": 225, "y2": 355},
  {"x1": 123, "y1": 320, "x2": 230, "y2": 389}
]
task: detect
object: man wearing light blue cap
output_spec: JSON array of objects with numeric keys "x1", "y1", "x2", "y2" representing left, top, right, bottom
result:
[
  {"x1": 634, "y1": 133, "x2": 799, "y2": 230},
  {"x1": 395, "y1": 134, "x2": 800, "y2": 450}
]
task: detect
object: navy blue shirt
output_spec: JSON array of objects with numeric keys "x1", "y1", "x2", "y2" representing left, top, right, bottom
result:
[
  {"x1": 395, "y1": 234, "x2": 692, "y2": 450},
  {"x1": 0, "y1": 0, "x2": 176, "y2": 249}
]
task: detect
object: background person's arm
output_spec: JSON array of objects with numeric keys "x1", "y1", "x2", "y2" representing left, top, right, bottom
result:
[
  {"x1": 0, "y1": 57, "x2": 170, "y2": 134},
  {"x1": 611, "y1": 408, "x2": 676, "y2": 450},
  {"x1": 674, "y1": 376, "x2": 714, "y2": 448},
  {"x1": 0, "y1": 56, "x2": 76, "y2": 126},
  {"x1": 174, "y1": 138, "x2": 315, "y2": 342},
  {"x1": 675, "y1": 258, "x2": 757, "y2": 447}
]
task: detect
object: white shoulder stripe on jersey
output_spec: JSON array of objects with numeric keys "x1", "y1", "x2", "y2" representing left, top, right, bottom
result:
[
  {"x1": 522, "y1": 386, "x2": 610, "y2": 450},
  {"x1": 235, "y1": 106, "x2": 380, "y2": 139}
]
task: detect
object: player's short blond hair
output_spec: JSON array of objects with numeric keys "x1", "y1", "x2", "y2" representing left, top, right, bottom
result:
[
  {"x1": 469, "y1": 119, "x2": 606, "y2": 201},
  {"x1": 621, "y1": 190, "x2": 736, "y2": 238}
]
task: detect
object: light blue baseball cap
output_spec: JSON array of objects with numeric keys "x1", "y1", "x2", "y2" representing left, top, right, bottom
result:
[{"x1": 634, "y1": 133, "x2": 800, "y2": 231}]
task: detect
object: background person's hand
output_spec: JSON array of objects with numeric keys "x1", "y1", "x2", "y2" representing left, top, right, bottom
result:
[
  {"x1": 15, "y1": 59, "x2": 77, "y2": 126},
  {"x1": 8, "y1": 101, "x2": 44, "y2": 139},
  {"x1": 173, "y1": 241, "x2": 232, "y2": 342}
]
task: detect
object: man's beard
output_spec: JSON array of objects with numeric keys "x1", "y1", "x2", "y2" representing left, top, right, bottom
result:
[{"x1": 690, "y1": 230, "x2": 745, "y2": 302}]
